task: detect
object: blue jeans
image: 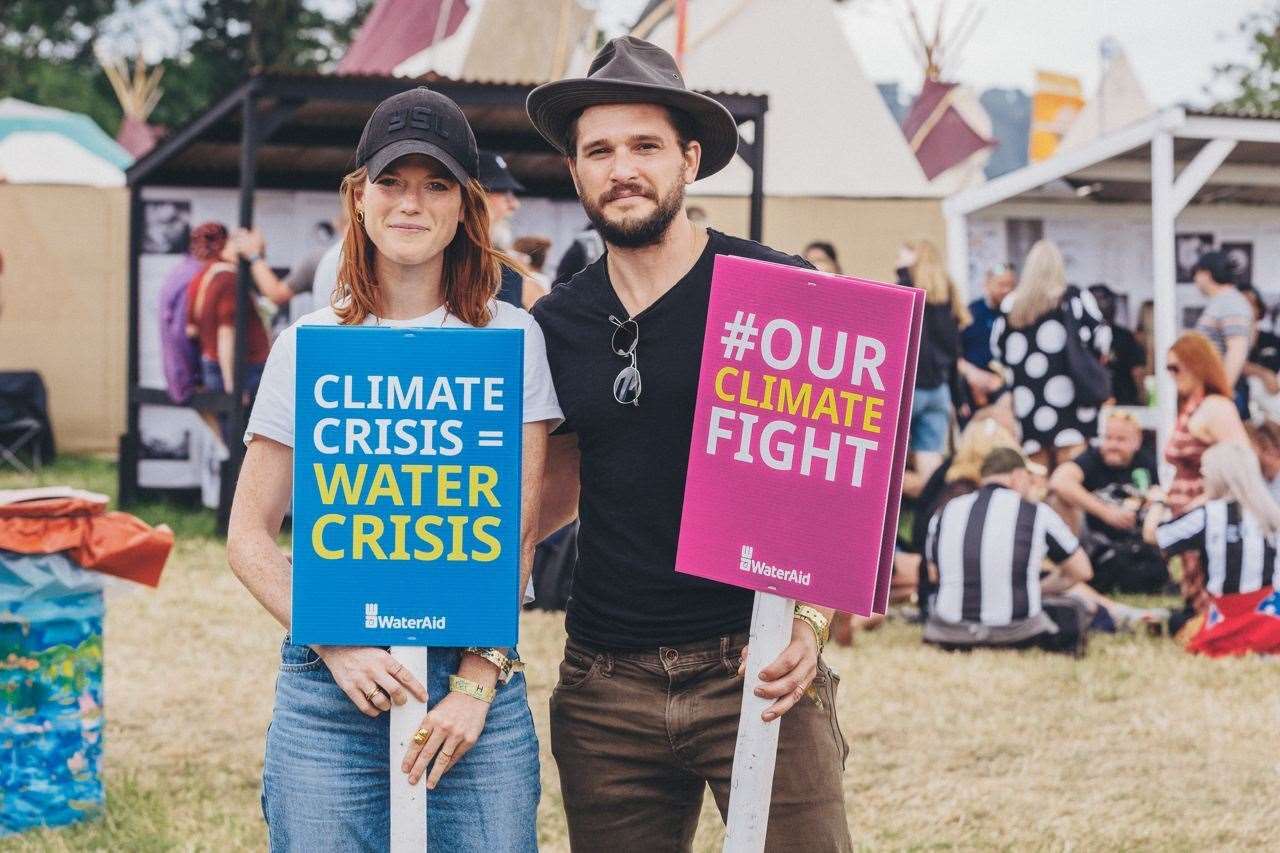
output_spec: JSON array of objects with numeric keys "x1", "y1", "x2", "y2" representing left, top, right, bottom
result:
[
  {"x1": 910, "y1": 383, "x2": 952, "y2": 453},
  {"x1": 262, "y1": 639, "x2": 539, "y2": 852}
]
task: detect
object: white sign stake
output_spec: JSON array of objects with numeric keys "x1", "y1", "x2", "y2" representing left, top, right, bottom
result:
[
  {"x1": 390, "y1": 646, "x2": 429, "y2": 852},
  {"x1": 723, "y1": 592, "x2": 795, "y2": 853}
]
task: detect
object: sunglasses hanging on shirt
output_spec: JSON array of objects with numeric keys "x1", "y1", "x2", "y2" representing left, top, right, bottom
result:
[{"x1": 609, "y1": 315, "x2": 642, "y2": 406}]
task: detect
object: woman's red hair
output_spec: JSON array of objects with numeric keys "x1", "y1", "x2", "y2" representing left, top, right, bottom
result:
[
  {"x1": 1170, "y1": 331, "x2": 1231, "y2": 402},
  {"x1": 332, "y1": 166, "x2": 520, "y2": 327}
]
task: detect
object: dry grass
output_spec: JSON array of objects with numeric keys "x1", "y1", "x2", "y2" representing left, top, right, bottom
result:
[{"x1": 3, "y1": 460, "x2": 1278, "y2": 850}]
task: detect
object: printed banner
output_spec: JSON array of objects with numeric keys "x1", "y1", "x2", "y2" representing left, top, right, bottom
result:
[
  {"x1": 291, "y1": 326, "x2": 523, "y2": 646},
  {"x1": 1029, "y1": 69, "x2": 1084, "y2": 163},
  {"x1": 676, "y1": 256, "x2": 923, "y2": 615}
]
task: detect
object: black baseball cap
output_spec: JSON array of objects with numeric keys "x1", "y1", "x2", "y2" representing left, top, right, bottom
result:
[
  {"x1": 477, "y1": 150, "x2": 524, "y2": 193},
  {"x1": 355, "y1": 87, "x2": 479, "y2": 185}
]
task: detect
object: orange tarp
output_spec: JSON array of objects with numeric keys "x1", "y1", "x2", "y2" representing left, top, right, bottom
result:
[{"x1": 0, "y1": 493, "x2": 173, "y2": 587}]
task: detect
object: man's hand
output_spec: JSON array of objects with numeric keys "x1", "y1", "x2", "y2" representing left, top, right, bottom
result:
[
  {"x1": 232, "y1": 227, "x2": 266, "y2": 259},
  {"x1": 1099, "y1": 504, "x2": 1137, "y2": 531},
  {"x1": 736, "y1": 619, "x2": 820, "y2": 722}
]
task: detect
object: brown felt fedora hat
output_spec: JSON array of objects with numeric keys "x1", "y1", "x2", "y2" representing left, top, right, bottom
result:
[{"x1": 526, "y1": 36, "x2": 738, "y2": 181}]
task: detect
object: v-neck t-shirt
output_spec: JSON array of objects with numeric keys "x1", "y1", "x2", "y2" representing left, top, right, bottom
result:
[{"x1": 532, "y1": 229, "x2": 812, "y2": 648}]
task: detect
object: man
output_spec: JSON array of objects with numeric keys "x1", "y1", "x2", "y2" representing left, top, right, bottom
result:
[
  {"x1": 961, "y1": 262, "x2": 1015, "y2": 370},
  {"x1": 1089, "y1": 284, "x2": 1146, "y2": 406},
  {"x1": 1246, "y1": 420, "x2": 1280, "y2": 503},
  {"x1": 478, "y1": 149, "x2": 527, "y2": 308},
  {"x1": 925, "y1": 447, "x2": 1094, "y2": 653},
  {"x1": 1192, "y1": 250, "x2": 1252, "y2": 415},
  {"x1": 1049, "y1": 410, "x2": 1167, "y2": 593},
  {"x1": 528, "y1": 36, "x2": 851, "y2": 851},
  {"x1": 958, "y1": 262, "x2": 1014, "y2": 410}
]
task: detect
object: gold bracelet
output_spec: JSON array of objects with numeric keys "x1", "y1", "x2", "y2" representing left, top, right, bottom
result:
[
  {"x1": 463, "y1": 647, "x2": 525, "y2": 685},
  {"x1": 793, "y1": 604, "x2": 830, "y2": 655},
  {"x1": 448, "y1": 674, "x2": 496, "y2": 704}
]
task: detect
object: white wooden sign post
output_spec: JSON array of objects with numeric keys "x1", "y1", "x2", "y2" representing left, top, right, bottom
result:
[
  {"x1": 723, "y1": 592, "x2": 795, "y2": 853},
  {"x1": 390, "y1": 646, "x2": 429, "y2": 852}
]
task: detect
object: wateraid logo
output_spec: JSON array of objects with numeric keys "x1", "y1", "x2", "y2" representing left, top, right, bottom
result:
[
  {"x1": 362, "y1": 603, "x2": 447, "y2": 631},
  {"x1": 737, "y1": 545, "x2": 812, "y2": 586}
]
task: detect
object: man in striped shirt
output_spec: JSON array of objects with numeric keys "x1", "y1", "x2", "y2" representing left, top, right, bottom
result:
[{"x1": 924, "y1": 448, "x2": 1094, "y2": 652}]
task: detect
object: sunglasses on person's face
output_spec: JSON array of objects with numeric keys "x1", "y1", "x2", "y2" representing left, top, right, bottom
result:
[{"x1": 609, "y1": 315, "x2": 641, "y2": 406}]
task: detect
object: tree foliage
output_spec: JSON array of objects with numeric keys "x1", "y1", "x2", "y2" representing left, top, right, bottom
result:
[
  {"x1": 0, "y1": 1, "x2": 374, "y2": 137},
  {"x1": 1214, "y1": 2, "x2": 1280, "y2": 113},
  {"x1": 0, "y1": 1, "x2": 123, "y2": 133}
]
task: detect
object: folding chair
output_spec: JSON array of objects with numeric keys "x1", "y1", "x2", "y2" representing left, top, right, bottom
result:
[
  {"x1": 0, "y1": 371, "x2": 52, "y2": 474},
  {"x1": 0, "y1": 414, "x2": 42, "y2": 474}
]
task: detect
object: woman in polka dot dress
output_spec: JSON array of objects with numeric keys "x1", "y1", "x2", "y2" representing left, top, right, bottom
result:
[{"x1": 991, "y1": 240, "x2": 1112, "y2": 468}]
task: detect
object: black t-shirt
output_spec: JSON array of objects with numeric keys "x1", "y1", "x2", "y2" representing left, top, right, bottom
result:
[
  {"x1": 532, "y1": 229, "x2": 812, "y2": 648},
  {"x1": 1072, "y1": 446, "x2": 1157, "y2": 539},
  {"x1": 1107, "y1": 326, "x2": 1146, "y2": 405}
]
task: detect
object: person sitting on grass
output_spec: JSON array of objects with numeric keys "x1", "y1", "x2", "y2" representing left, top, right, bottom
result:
[
  {"x1": 1049, "y1": 409, "x2": 1169, "y2": 594},
  {"x1": 924, "y1": 447, "x2": 1095, "y2": 654},
  {"x1": 1145, "y1": 442, "x2": 1280, "y2": 654}
]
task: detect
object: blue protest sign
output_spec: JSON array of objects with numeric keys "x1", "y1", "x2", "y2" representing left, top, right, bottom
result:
[{"x1": 291, "y1": 325, "x2": 523, "y2": 647}]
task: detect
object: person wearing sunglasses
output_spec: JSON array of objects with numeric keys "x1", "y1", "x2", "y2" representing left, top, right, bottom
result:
[
  {"x1": 527, "y1": 37, "x2": 853, "y2": 851},
  {"x1": 1163, "y1": 331, "x2": 1250, "y2": 618},
  {"x1": 227, "y1": 87, "x2": 562, "y2": 851}
]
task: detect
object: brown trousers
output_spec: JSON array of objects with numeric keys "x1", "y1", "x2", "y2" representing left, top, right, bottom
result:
[{"x1": 549, "y1": 632, "x2": 853, "y2": 852}]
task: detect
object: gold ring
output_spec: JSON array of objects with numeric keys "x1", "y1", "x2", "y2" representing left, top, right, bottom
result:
[
  {"x1": 441, "y1": 750, "x2": 455, "y2": 758},
  {"x1": 365, "y1": 688, "x2": 383, "y2": 703},
  {"x1": 412, "y1": 729, "x2": 430, "y2": 746}
]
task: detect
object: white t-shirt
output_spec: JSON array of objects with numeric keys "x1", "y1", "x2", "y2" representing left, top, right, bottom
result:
[{"x1": 246, "y1": 300, "x2": 562, "y2": 446}]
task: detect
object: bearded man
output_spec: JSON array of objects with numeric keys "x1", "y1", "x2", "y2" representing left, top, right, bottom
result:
[{"x1": 528, "y1": 37, "x2": 853, "y2": 852}]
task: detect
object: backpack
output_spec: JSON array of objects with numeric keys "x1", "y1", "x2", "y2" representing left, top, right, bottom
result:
[{"x1": 158, "y1": 258, "x2": 205, "y2": 404}]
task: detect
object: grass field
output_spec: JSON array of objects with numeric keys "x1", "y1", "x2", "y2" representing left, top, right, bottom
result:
[{"x1": 3, "y1": 457, "x2": 1278, "y2": 850}]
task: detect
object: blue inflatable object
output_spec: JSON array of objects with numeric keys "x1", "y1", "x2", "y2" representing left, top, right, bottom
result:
[{"x1": 0, "y1": 550, "x2": 105, "y2": 836}]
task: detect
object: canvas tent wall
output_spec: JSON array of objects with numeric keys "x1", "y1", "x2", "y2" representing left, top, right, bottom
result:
[
  {"x1": 0, "y1": 184, "x2": 128, "y2": 454},
  {"x1": 119, "y1": 70, "x2": 767, "y2": 529},
  {"x1": 630, "y1": 0, "x2": 950, "y2": 280}
]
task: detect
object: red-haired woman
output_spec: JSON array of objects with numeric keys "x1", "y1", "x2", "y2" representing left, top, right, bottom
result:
[
  {"x1": 1163, "y1": 331, "x2": 1249, "y2": 610},
  {"x1": 227, "y1": 88, "x2": 560, "y2": 851}
]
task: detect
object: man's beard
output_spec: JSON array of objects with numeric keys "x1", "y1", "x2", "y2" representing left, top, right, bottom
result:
[{"x1": 581, "y1": 176, "x2": 685, "y2": 249}]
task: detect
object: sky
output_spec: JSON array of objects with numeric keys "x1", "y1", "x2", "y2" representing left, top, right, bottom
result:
[{"x1": 600, "y1": 0, "x2": 1265, "y2": 108}]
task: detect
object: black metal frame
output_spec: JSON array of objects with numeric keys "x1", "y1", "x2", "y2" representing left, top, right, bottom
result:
[{"x1": 119, "y1": 71, "x2": 769, "y2": 531}]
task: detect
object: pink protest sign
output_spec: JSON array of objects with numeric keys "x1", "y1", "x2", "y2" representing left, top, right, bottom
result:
[{"x1": 675, "y1": 255, "x2": 924, "y2": 616}]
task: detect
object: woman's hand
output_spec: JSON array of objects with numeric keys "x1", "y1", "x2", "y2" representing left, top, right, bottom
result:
[
  {"x1": 400, "y1": 690, "x2": 491, "y2": 789},
  {"x1": 314, "y1": 645, "x2": 427, "y2": 717}
]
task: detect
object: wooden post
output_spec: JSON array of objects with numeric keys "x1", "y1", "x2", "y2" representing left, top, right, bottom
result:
[
  {"x1": 389, "y1": 646, "x2": 429, "y2": 851},
  {"x1": 723, "y1": 592, "x2": 794, "y2": 853}
]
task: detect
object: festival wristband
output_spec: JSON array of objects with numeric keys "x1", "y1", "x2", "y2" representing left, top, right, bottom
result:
[
  {"x1": 463, "y1": 647, "x2": 525, "y2": 684},
  {"x1": 793, "y1": 605, "x2": 830, "y2": 655},
  {"x1": 448, "y1": 674, "x2": 496, "y2": 704}
]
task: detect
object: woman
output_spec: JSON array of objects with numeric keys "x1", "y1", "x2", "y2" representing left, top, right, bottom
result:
[
  {"x1": 227, "y1": 88, "x2": 561, "y2": 851},
  {"x1": 991, "y1": 239, "x2": 1111, "y2": 470},
  {"x1": 803, "y1": 240, "x2": 841, "y2": 274},
  {"x1": 1161, "y1": 331, "x2": 1249, "y2": 613},
  {"x1": 898, "y1": 240, "x2": 971, "y2": 484},
  {"x1": 1145, "y1": 442, "x2": 1280, "y2": 654}
]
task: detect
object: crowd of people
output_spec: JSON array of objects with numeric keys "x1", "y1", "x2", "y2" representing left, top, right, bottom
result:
[{"x1": 809, "y1": 232, "x2": 1280, "y2": 658}]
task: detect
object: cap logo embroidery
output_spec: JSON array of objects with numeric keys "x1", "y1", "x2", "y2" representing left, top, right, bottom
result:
[{"x1": 386, "y1": 106, "x2": 450, "y2": 139}]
